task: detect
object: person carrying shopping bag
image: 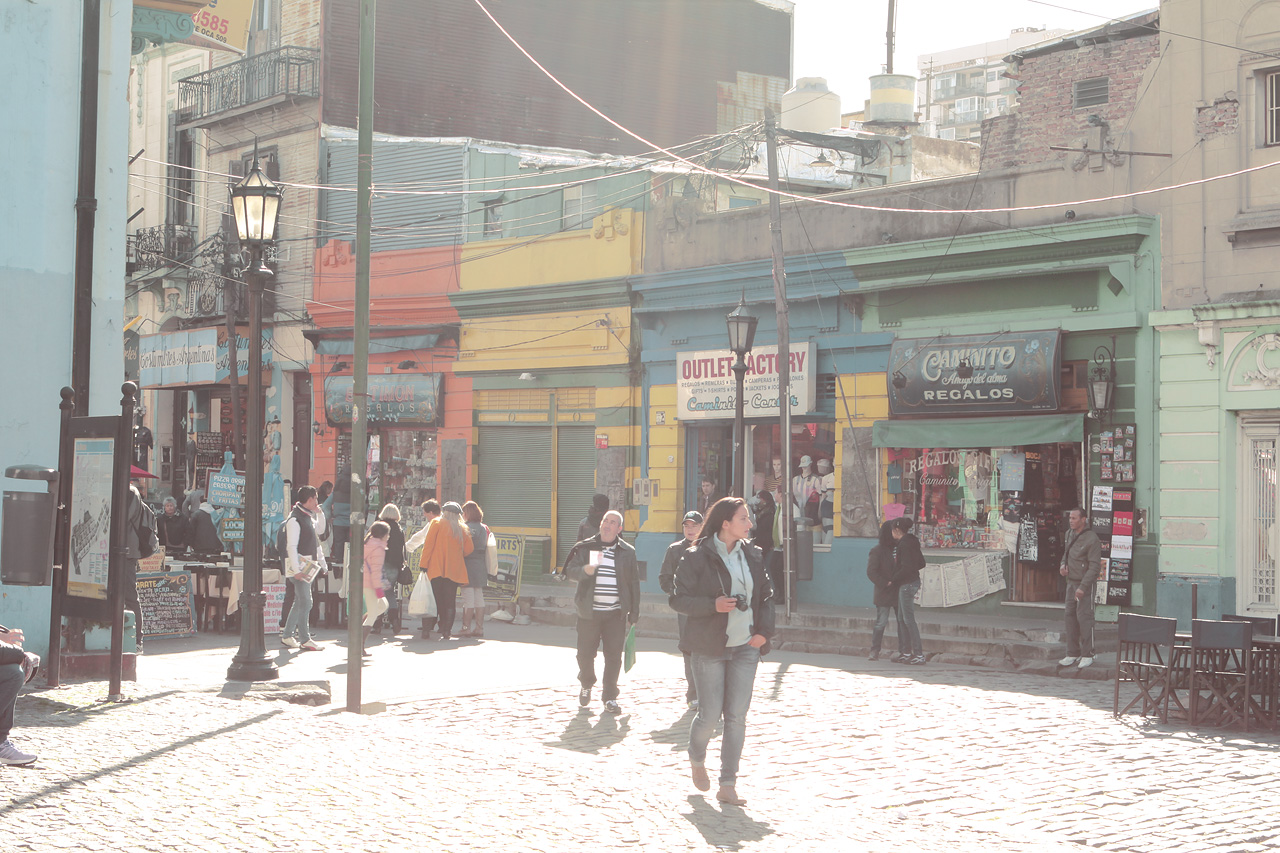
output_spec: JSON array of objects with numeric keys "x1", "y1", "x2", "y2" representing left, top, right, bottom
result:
[{"x1": 405, "y1": 501, "x2": 473, "y2": 640}]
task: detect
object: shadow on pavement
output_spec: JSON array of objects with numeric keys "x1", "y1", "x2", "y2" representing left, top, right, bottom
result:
[
  {"x1": 648, "y1": 707, "x2": 696, "y2": 752},
  {"x1": 680, "y1": 794, "x2": 774, "y2": 851},
  {"x1": 19, "y1": 689, "x2": 187, "y2": 727},
  {"x1": 548, "y1": 707, "x2": 632, "y2": 754}
]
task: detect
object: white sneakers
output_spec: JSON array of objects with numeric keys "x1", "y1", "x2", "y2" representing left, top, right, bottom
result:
[
  {"x1": 1077, "y1": 656, "x2": 1094, "y2": 670},
  {"x1": 0, "y1": 739, "x2": 37, "y2": 766},
  {"x1": 1058, "y1": 656, "x2": 1079, "y2": 666},
  {"x1": 281, "y1": 637, "x2": 300, "y2": 649},
  {"x1": 1058, "y1": 655, "x2": 1094, "y2": 669}
]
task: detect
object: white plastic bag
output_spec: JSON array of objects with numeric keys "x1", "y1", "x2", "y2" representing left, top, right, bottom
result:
[
  {"x1": 407, "y1": 573, "x2": 437, "y2": 618},
  {"x1": 486, "y1": 528, "x2": 499, "y2": 577}
]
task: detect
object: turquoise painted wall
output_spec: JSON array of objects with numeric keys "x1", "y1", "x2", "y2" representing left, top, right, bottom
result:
[{"x1": 0, "y1": 1, "x2": 133, "y2": 657}]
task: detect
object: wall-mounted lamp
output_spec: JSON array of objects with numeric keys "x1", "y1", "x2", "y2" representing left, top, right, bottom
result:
[
  {"x1": 312, "y1": 420, "x2": 325, "y2": 437},
  {"x1": 397, "y1": 359, "x2": 416, "y2": 370},
  {"x1": 956, "y1": 358, "x2": 974, "y2": 379},
  {"x1": 1087, "y1": 336, "x2": 1117, "y2": 421},
  {"x1": 892, "y1": 370, "x2": 908, "y2": 390},
  {"x1": 329, "y1": 361, "x2": 349, "y2": 374}
]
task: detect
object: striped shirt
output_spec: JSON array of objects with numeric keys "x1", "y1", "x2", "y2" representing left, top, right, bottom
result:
[{"x1": 592, "y1": 543, "x2": 622, "y2": 612}]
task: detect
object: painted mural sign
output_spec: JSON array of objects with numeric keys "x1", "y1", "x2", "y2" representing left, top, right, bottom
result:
[
  {"x1": 139, "y1": 326, "x2": 273, "y2": 389},
  {"x1": 324, "y1": 374, "x2": 441, "y2": 426},
  {"x1": 676, "y1": 343, "x2": 817, "y2": 421},
  {"x1": 887, "y1": 331, "x2": 1061, "y2": 415}
]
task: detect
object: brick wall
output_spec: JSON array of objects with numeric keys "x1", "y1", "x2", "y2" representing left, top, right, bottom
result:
[{"x1": 980, "y1": 35, "x2": 1160, "y2": 171}]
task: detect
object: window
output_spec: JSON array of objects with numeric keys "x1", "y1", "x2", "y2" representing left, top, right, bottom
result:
[
  {"x1": 986, "y1": 69, "x2": 1000, "y2": 83},
  {"x1": 727, "y1": 196, "x2": 760, "y2": 209},
  {"x1": 483, "y1": 200, "x2": 502, "y2": 237},
  {"x1": 562, "y1": 184, "x2": 598, "y2": 230},
  {"x1": 987, "y1": 96, "x2": 1008, "y2": 116},
  {"x1": 1074, "y1": 77, "x2": 1109, "y2": 108},
  {"x1": 1267, "y1": 70, "x2": 1280, "y2": 146},
  {"x1": 933, "y1": 74, "x2": 955, "y2": 91}
]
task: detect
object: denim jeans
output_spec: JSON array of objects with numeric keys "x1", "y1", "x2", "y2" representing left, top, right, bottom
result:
[
  {"x1": 0, "y1": 662, "x2": 24, "y2": 741},
  {"x1": 689, "y1": 643, "x2": 760, "y2": 785},
  {"x1": 896, "y1": 582, "x2": 923, "y2": 656},
  {"x1": 870, "y1": 605, "x2": 898, "y2": 653},
  {"x1": 283, "y1": 577, "x2": 314, "y2": 643},
  {"x1": 677, "y1": 614, "x2": 696, "y2": 702}
]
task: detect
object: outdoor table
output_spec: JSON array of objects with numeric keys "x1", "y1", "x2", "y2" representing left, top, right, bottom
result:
[{"x1": 1165, "y1": 631, "x2": 1280, "y2": 730}]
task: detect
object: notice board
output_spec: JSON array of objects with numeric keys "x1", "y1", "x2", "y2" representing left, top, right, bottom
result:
[{"x1": 136, "y1": 570, "x2": 197, "y2": 638}]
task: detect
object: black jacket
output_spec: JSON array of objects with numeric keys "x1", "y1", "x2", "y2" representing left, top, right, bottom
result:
[
  {"x1": 659, "y1": 537, "x2": 694, "y2": 595},
  {"x1": 157, "y1": 512, "x2": 189, "y2": 550},
  {"x1": 670, "y1": 537, "x2": 775, "y2": 656},
  {"x1": 866, "y1": 543, "x2": 898, "y2": 608},
  {"x1": 564, "y1": 533, "x2": 641, "y2": 623},
  {"x1": 891, "y1": 533, "x2": 926, "y2": 586}
]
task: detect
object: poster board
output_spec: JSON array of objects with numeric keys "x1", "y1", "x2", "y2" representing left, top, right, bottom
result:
[
  {"x1": 484, "y1": 532, "x2": 525, "y2": 604},
  {"x1": 916, "y1": 552, "x2": 1007, "y2": 608},
  {"x1": 1090, "y1": 485, "x2": 1134, "y2": 606},
  {"x1": 136, "y1": 570, "x2": 197, "y2": 638},
  {"x1": 263, "y1": 581, "x2": 286, "y2": 635},
  {"x1": 63, "y1": 416, "x2": 126, "y2": 620}
]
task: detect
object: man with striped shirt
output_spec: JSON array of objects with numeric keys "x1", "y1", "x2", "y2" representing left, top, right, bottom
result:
[{"x1": 565, "y1": 510, "x2": 640, "y2": 714}]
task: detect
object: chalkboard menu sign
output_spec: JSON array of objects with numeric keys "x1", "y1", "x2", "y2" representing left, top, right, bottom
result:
[{"x1": 136, "y1": 570, "x2": 197, "y2": 638}]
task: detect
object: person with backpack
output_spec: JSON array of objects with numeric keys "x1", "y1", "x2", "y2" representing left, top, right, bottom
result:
[
  {"x1": 278, "y1": 485, "x2": 328, "y2": 631},
  {"x1": 280, "y1": 485, "x2": 327, "y2": 651}
]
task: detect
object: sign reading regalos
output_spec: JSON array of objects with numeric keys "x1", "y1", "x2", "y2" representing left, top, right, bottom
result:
[
  {"x1": 325, "y1": 374, "x2": 442, "y2": 427},
  {"x1": 676, "y1": 343, "x2": 816, "y2": 421},
  {"x1": 888, "y1": 331, "x2": 1061, "y2": 415}
]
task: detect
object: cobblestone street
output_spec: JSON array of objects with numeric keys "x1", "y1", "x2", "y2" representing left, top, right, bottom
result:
[{"x1": 4, "y1": 626, "x2": 1279, "y2": 852}]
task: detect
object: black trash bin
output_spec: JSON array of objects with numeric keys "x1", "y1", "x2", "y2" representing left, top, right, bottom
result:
[{"x1": 1, "y1": 465, "x2": 58, "y2": 586}]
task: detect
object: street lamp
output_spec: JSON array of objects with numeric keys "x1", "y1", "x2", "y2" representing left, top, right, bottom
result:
[
  {"x1": 227, "y1": 151, "x2": 282, "y2": 683},
  {"x1": 1087, "y1": 337, "x2": 1117, "y2": 423},
  {"x1": 726, "y1": 294, "x2": 758, "y2": 499}
]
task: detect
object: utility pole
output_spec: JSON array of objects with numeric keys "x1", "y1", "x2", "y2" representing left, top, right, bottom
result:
[
  {"x1": 346, "y1": 0, "x2": 376, "y2": 712},
  {"x1": 71, "y1": 0, "x2": 102, "y2": 415},
  {"x1": 885, "y1": 0, "x2": 897, "y2": 74},
  {"x1": 764, "y1": 109, "x2": 792, "y2": 619}
]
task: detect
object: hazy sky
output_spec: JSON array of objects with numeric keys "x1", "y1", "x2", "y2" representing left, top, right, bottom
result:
[{"x1": 791, "y1": 0, "x2": 1156, "y2": 112}]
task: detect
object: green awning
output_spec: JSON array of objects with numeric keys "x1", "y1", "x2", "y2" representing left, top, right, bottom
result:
[{"x1": 872, "y1": 412, "x2": 1084, "y2": 449}]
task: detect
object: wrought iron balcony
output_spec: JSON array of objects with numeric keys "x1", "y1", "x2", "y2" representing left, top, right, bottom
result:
[
  {"x1": 177, "y1": 46, "x2": 319, "y2": 124},
  {"x1": 126, "y1": 224, "x2": 197, "y2": 275}
]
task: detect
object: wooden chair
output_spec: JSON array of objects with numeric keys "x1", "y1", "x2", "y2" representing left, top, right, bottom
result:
[
  {"x1": 1189, "y1": 619, "x2": 1252, "y2": 731},
  {"x1": 1223, "y1": 613, "x2": 1278, "y2": 637},
  {"x1": 1113, "y1": 613, "x2": 1178, "y2": 723}
]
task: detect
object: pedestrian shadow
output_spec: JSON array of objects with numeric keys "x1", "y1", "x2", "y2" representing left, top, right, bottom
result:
[
  {"x1": 766, "y1": 662, "x2": 791, "y2": 701},
  {"x1": 547, "y1": 708, "x2": 632, "y2": 754},
  {"x1": 648, "y1": 707, "x2": 697, "y2": 752},
  {"x1": 680, "y1": 794, "x2": 774, "y2": 850}
]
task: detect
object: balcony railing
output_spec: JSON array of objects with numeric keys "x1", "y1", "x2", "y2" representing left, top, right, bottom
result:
[
  {"x1": 126, "y1": 224, "x2": 197, "y2": 275},
  {"x1": 178, "y1": 46, "x2": 319, "y2": 123}
]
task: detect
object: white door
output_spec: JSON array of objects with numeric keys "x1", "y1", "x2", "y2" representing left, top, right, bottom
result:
[{"x1": 1239, "y1": 420, "x2": 1280, "y2": 615}]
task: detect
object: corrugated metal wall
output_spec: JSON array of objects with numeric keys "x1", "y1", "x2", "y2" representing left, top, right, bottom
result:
[
  {"x1": 321, "y1": 0, "x2": 791, "y2": 156},
  {"x1": 320, "y1": 138, "x2": 466, "y2": 253}
]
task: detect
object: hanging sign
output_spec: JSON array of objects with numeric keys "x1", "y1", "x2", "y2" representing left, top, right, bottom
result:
[
  {"x1": 324, "y1": 374, "x2": 441, "y2": 427},
  {"x1": 190, "y1": 0, "x2": 255, "y2": 53},
  {"x1": 888, "y1": 331, "x2": 1061, "y2": 415},
  {"x1": 676, "y1": 343, "x2": 816, "y2": 421}
]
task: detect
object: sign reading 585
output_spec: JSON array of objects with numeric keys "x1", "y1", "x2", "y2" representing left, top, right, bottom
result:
[{"x1": 190, "y1": 0, "x2": 254, "y2": 53}]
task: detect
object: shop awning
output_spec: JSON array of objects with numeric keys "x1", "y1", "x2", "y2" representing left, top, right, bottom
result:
[
  {"x1": 872, "y1": 412, "x2": 1084, "y2": 449},
  {"x1": 314, "y1": 334, "x2": 440, "y2": 356}
]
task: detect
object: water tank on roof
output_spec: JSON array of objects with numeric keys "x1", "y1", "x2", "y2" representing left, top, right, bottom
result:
[
  {"x1": 781, "y1": 77, "x2": 841, "y2": 133},
  {"x1": 868, "y1": 74, "x2": 917, "y2": 123}
]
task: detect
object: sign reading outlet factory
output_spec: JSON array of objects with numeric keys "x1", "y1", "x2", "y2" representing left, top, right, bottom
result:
[
  {"x1": 676, "y1": 343, "x2": 816, "y2": 421},
  {"x1": 888, "y1": 331, "x2": 1061, "y2": 416}
]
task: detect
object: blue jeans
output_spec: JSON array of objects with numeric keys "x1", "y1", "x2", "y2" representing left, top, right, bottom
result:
[
  {"x1": 870, "y1": 605, "x2": 898, "y2": 653},
  {"x1": 283, "y1": 577, "x2": 314, "y2": 643},
  {"x1": 0, "y1": 662, "x2": 24, "y2": 741},
  {"x1": 690, "y1": 643, "x2": 760, "y2": 785},
  {"x1": 896, "y1": 582, "x2": 922, "y2": 656}
]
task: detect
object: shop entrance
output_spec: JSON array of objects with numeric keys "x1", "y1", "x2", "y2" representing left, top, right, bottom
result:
[{"x1": 1239, "y1": 418, "x2": 1279, "y2": 616}]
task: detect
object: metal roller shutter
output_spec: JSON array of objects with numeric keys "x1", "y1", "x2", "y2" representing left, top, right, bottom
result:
[
  {"x1": 477, "y1": 426, "x2": 552, "y2": 529},
  {"x1": 556, "y1": 425, "x2": 598, "y2": 564}
]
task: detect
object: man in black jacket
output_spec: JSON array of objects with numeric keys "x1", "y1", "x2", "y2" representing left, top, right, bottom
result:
[
  {"x1": 565, "y1": 510, "x2": 640, "y2": 714},
  {"x1": 0, "y1": 625, "x2": 40, "y2": 765},
  {"x1": 659, "y1": 510, "x2": 703, "y2": 709}
]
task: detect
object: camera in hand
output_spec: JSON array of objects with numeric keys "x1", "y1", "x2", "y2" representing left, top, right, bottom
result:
[{"x1": 732, "y1": 593, "x2": 749, "y2": 611}]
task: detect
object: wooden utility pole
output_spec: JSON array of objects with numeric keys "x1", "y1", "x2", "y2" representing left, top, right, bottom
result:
[{"x1": 764, "y1": 109, "x2": 792, "y2": 619}]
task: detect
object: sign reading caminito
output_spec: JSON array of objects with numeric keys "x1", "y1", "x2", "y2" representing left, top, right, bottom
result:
[
  {"x1": 676, "y1": 343, "x2": 816, "y2": 421},
  {"x1": 887, "y1": 331, "x2": 1061, "y2": 416}
]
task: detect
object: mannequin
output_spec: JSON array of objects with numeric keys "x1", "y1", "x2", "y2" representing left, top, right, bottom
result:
[
  {"x1": 791, "y1": 455, "x2": 821, "y2": 534},
  {"x1": 816, "y1": 458, "x2": 835, "y2": 545}
]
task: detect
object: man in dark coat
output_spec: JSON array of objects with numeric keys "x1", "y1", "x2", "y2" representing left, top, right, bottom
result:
[{"x1": 660, "y1": 510, "x2": 703, "y2": 708}]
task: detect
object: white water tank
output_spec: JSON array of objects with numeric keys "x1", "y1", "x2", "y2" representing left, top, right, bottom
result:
[
  {"x1": 781, "y1": 77, "x2": 841, "y2": 133},
  {"x1": 868, "y1": 74, "x2": 917, "y2": 123}
]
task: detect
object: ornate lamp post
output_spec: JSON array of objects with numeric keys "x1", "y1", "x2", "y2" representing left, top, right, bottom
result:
[
  {"x1": 1087, "y1": 337, "x2": 1117, "y2": 423},
  {"x1": 227, "y1": 151, "x2": 282, "y2": 682},
  {"x1": 726, "y1": 295, "x2": 758, "y2": 499}
]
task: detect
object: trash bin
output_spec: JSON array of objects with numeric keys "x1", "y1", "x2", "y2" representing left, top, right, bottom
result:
[
  {"x1": 2, "y1": 465, "x2": 58, "y2": 586},
  {"x1": 791, "y1": 527, "x2": 814, "y2": 582}
]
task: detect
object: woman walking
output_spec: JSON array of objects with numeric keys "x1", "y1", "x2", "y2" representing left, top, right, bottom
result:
[
  {"x1": 413, "y1": 501, "x2": 473, "y2": 640},
  {"x1": 866, "y1": 521, "x2": 899, "y2": 661},
  {"x1": 671, "y1": 496, "x2": 775, "y2": 807},
  {"x1": 361, "y1": 521, "x2": 391, "y2": 658},
  {"x1": 459, "y1": 501, "x2": 490, "y2": 637},
  {"x1": 891, "y1": 517, "x2": 926, "y2": 665},
  {"x1": 375, "y1": 503, "x2": 407, "y2": 634}
]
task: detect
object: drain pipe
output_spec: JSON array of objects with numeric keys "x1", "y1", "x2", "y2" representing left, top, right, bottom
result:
[{"x1": 72, "y1": 0, "x2": 102, "y2": 415}]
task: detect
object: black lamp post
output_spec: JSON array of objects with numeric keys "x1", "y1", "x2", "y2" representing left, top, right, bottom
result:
[
  {"x1": 227, "y1": 151, "x2": 282, "y2": 683},
  {"x1": 726, "y1": 294, "x2": 758, "y2": 499}
]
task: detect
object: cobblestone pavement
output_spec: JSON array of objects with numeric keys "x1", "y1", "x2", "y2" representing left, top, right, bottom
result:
[{"x1": 4, "y1": 628, "x2": 1280, "y2": 852}]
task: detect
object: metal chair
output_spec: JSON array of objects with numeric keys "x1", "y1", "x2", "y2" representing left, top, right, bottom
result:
[
  {"x1": 1223, "y1": 613, "x2": 1278, "y2": 637},
  {"x1": 1113, "y1": 613, "x2": 1178, "y2": 723},
  {"x1": 1189, "y1": 619, "x2": 1252, "y2": 730}
]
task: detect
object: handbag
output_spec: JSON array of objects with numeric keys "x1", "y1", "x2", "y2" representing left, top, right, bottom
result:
[
  {"x1": 407, "y1": 572, "x2": 437, "y2": 618},
  {"x1": 396, "y1": 565, "x2": 414, "y2": 586}
]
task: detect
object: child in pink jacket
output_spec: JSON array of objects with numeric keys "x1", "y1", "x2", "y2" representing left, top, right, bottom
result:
[{"x1": 361, "y1": 521, "x2": 391, "y2": 657}]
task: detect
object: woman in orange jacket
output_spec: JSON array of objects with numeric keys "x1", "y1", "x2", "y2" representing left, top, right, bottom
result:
[{"x1": 413, "y1": 501, "x2": 473, "y2": 640}]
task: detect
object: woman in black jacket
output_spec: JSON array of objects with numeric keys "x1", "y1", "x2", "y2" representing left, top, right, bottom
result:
[
  {"x1": 866, "y1": 521, "x2": 899, "y2": 661},
  {"x1": 671, "y1": 496, "x2": 775, "y2": 807},
  {"x1": 891, "y1": 517, "x2": 927, "y2": 664}
]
